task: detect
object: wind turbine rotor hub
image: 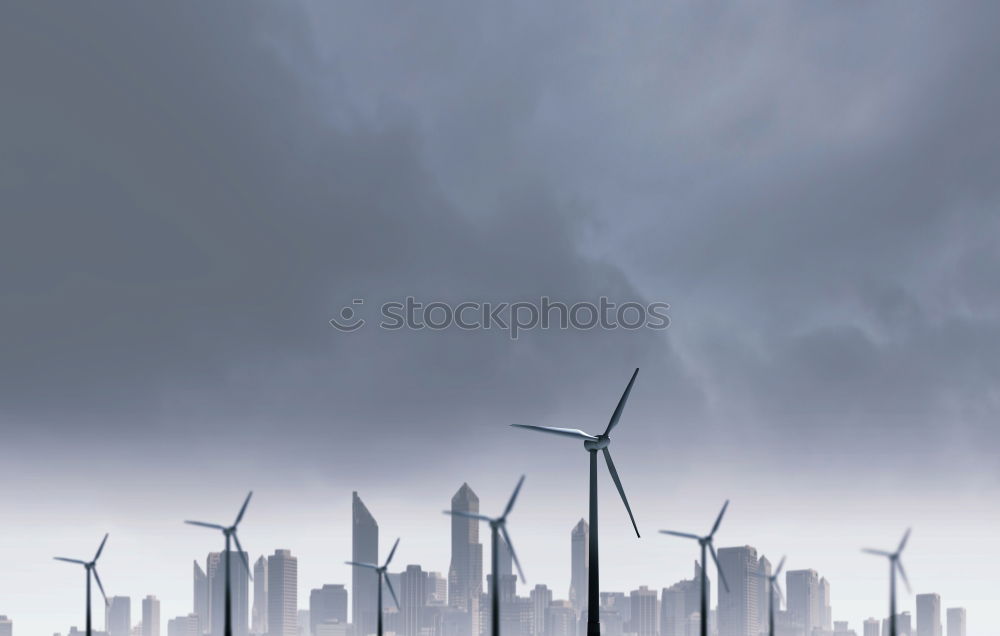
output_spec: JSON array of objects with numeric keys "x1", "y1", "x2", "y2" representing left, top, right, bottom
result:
[{"x1": 583, "y1": 437, "x2": 609, "y2": 451}]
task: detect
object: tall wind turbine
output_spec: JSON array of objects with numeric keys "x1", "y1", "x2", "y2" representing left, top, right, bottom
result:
[
  {"x1": 512, "y1": 368, "x2": 641, "y2": 636},
  {"x1": 659, "y1": 500, "x2": 732, "y2": 636},
  {"x1": 54, "y1": 533, "x2": 110, "y2": 636},
  {"x1": 185, "y1": 491, "x2": 254, "y2": 636},
  {"x1": 863, "y1": 528, "x2": 912, "y2": 636},
  {"x1": 346, "y1": 538, "x2": 401, "y2": 636},
  {"x1": 753, "y1": 555, "x2": 785, "y2": 636},
  {"x1": 443, "y1": 475, "x2": 527, "y2": 636}
]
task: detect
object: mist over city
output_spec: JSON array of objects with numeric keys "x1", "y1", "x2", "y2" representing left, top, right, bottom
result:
[{"x1": 1, "y1": 1, "x2": 998, "y2": 636}]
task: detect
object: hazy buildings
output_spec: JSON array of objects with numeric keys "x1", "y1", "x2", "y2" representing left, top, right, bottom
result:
[
  {"x1": 194, "y1": 561, "x2": 209, "y2": 635},
  {"x1": 267, "y1": 549, "x2": 298, "y2": 636},
  {"x1": 0, "y1": 615, "x2": 11, "y2": 636},
  {"x1": 717, "y1": 546, "x2": 762, "y2": 636},
  {"x1": 353, "y1": 492, "x2": 379, "y2": 636},
  {"x1": 916, "y1": 595, "x2": 941, "y2": 636},
  {"x1": 400, "y1": 565, "x2": 429, "y2": 636},
  {"x1": 945, "y1": 608, "x2": 966, "y2": 636},
  {"x1": 530, "y1": 585, "x2": 553, "y2": 636},
  {"x1": 428, "y1": 573, "x2": 448, "y2": 606},
  {"x1": 661, "y1": 562, "x2": 706, "y2": 636},
  {"x1": 208, "y1": 551, "x2": 250, "y2": 636},
  {"x1": 546, "y1": 601, "x2": 577, "y2": 636},
  {"x1": 167, "y1": 615, "x2": 199, "y2": 636},
  {"x1": 448, "y1": 484, "x2": 483, "y2": 636},
  {"x1": 106, "y1": 597, "x2": 131, "y2": 636},
  {"x1": 311, "y1": 584, "x2": 349, "y2": 635},
  {"x1": 863, "y1": 618, "x2": 879, "y2": 636},
  {"x1": 569, "y1": 520, "x2": 589, "y2": 615},
  {"x1": 818, "y1": 578, "x2": 831, "y2": 631},
  {"x1": 628, "y1": 587, "x2": 658, "y2": 636},
  {"x1": 142, "y1": 596, "x2": 161, "y2": 636},
  {"x1": 786, "y1": 569, "x2": 820, "y2": 636},
  {"x1": 883, "y1": 613, "x2": 912, "y2": 636},
  {"x1": 253, "y1": 556, "x2": 268, "y2": 635}
]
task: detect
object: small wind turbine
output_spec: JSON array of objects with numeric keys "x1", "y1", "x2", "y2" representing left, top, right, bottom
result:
[
  {"x1": 185, "y1": 491, "x2": 254, "y2": 636},
  {"x1": 753, "y1": 556, "x2": 786, "y2": 636},
  {"x1": 346, "y1": 538, "x2": 401, "y2": 636},
  {"x1": 443, "y1": 475, "x2": 527, "y2": 636},
  {"x1": 54, "y1": 533, "x2": 110, "y2": 636},
  {"x1": 512, "y1": 368, "x2": 640, "y2": 636},
  {"x1": 659, "y1": 500, "x2": 732, "y2": 636},
  {"x1": 863, "y1": 528, "x2": 912, "y2": 636}
]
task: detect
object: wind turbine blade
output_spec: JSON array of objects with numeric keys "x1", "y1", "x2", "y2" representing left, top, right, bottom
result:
[
  {"x1": 604, "y1": 368, "x2": 639, "y2": 436},
  {"x1": 234, "y1": 491, "x2": 253, "y2": 526},
  {"x1": 502, "y1": 475, "x2": 526, "y2": 520},
  {"x1": 92, "y1": 567, "x2": 109, "y2": 606},
  {"x1": 443, "y1": 510, "x2": 493, "y2": 522},
  {"x1": 384, "y1": 573, "x2": 401, "y2": 610},
  {"x1": 861, "y1": 548, "x2": 892, "y2": 557},
  {"x1": 345, "y1": 561, "x2": 379, "y2": 570},
  {"x1": 499, "y1": 525, "x2": 526, "y2": 584},
  {"x1": 185, "y1": 520, "x2": 225, "y2": 530},
  {"x1": 774, "y1": 556, "x2": 786, "y2": 577},
  {"x1": 603, "y1": 448, "x2": 640, "y2": 537},
  {"x1": 231, "y1": 532, "x2": 253, "y2": 580},
  {"x1": 896, "y1": 559, "x2": 912, "y2": 595},
  {"x1": 710, "y1": 500, "x2": 729, "y2": 537},
  {"x1": 93, "y1": 533, "x2": 109, "y2": 561},
  {"x1": 775, "y1": 582, "x2": 785, "y2": 609},
  {"x1": 54, "y1": 557, "x2": 87, "y2": 565},
  {"x1": 659, "y1": 530, "x2": 700, "y2": 541},
  {"x1": 510, "y1": 424, "x2": 598, "y2": 441},
  {"x1": 384, "y1": 538, "x2": 400, "y2": 567},
  {"x1": 897, "y1": 528, "x2": 911, "y2": 554},
  {"x1": 709, "y1": 543, "x2": 729, "y2": 594}
]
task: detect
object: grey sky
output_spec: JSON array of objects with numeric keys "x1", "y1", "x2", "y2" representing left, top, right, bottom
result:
[{"x1": 1, "y1": 1, "x2": 998, "y2": 634}]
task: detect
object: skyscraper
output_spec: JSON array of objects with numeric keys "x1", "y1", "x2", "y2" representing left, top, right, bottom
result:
[
  {"x1": 106, "y1": 596, "x2": 131, "y2": 636},
  {"x1": 717, "y1": 546, "x2": 762, "y2": 636},
  {"x1": 142, "y1": 596, "x2": 161, "y2": 636},
  {"x1": 208, "y1": 551, "x2": 250, "y2": 636},
  {"x1": 547, "y1": 601, "x2": 577, "y2": 636},
  {"x1": 194, "y1": 561, "x2": 209, "y2": 636},
  {"x1": 253, "y1": 556, "x2": 268, "y2": 635},
  {"x1": 268, "y1": 549, "x2": 298, "y2": 636},
  {"x1": 428, "y1": 572, "x2": 448, "y2": 606},
  {"x1": 916, "y1": 594, "x2": 941, "y2": 636},
  {"x1": 311, "y1": 584, "x2": 349, "y2": 634},
  {"x1": 756, "y1": 558, "x2": 772, "y2": 636},
  {"x1": 863, "y1": 618, "x2": 880, "y2": 636},
  {"x1": 818, "y1": 578, "x2": 831, "y2": 632},
  {"x1": 569, "y1": 520, "x2": 589, "y2": 615},
  {"x1": 353, "y1": 492, "x2": 379, "y2": 636},
  {"x1": 786, "y1": 570, "x2": 820, "y2": 636},
  {"x1": 401, "y1": 565, "x2": 430, "y2": 636},
  {"x1": 448, "y1": 484, "x2": 483, "y2": 636},
  {"x1": 661, "y1": 562, "x2": 707, "y2": 636},
  {"x1": 946, "y1": 608, "x2": 966, "y2": 636},
  {"x1": 167, "y1": 615, "x2": 200, "y2": 636},
  {"x1": 628, "y1": 587, "x2": 658, "y2": 636},
  {"x1": 530, "y1": 585, "x2": 553, "y2": 636}
]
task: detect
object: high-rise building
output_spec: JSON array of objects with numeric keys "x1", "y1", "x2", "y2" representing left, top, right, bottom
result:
[
  {"x1": 298, "y1": 610, "x2": 310, "y2": 636},
  {"x1": 208, "y1": 551, "x2": 251, "y2": 636},
  {"x1": 428, "y1": 572, "x2": 448, "y2": 606},
  {"x1": 142, "y1": 596, "x2": 161, "y2": 636},
  {"x1": 945, "y1": 609, "x2": 965, "y2": 636},
  {"x1": 311, "y1": 584, "x2": 349, "y2": 635},
  {"x1": 818, "y1": 579, "x2": 832, "y2": 631},
  {"x1": 106, "y1": 596, "x2": 132, "y2": 636},
  {"x1": 916, "y1": 594, "x2": 941, "y2": 636},
  {"x1": 0, "y1": 615, "x2": 11, "y2": 636},
  {"x1": 547, "y1": 601, "x2": 577, "y2": 636},
  {"x1": 628, "y1": 586, "x2": 658, "y2": 636},
  {"x1": 448, "y1": 484, "x2": 483, "y2": 636},
  {"x1": 267, "y1": 549, "x2": 298, "y2": 636},
  {"x1": 194, "y1": 561, "x2": 209, "y2": 635},
  {"x1": 401, "y1": 565, "x2": 430, "y2": 636},
  {"x1": 353, "y1": 492, "x2": 379, "y2": 636},
  {"x1": 756, "y1": 558, "x2": 772, "y2": 636},
  {"x1": 530, "y1": 585, "x2": 553, "y2": 636},
  {"x1": 167, "y1": 615, "x2": 199, "y2": 636},
  {"x1": 253, "y1": 556, "x2": 268, "y2": 635},
  {"x1": 569, "y1": 520, "x2": 589, "y2": 615},
  {"x1": 863, "y1": 618, "x2": 879, "y2": 636},
  {"x1": 717, "y1": 546, "x2": 762, "y2": 636},
  {"x1": 661, "y1": 562, "x2": 707, "y2": 636},
  {"x1": 883, "y1": 613, "x2": 913, "y2": 636},
  {"x1": 786, "y1": 570, "x2": 820, "y2": 636}
]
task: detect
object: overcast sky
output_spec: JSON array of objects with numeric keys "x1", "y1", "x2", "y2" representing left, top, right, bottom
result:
[{"x1": 2, "y1": 1, "x2": 999, "y2": 634}]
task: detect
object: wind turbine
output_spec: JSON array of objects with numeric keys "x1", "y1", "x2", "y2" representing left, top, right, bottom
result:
[
  {"x1": 185, "y1": 491, "x2": 254, "y2": 636},
  {"x1": 863, "y1": 528, "x2": 912, "y2": 636},
  {"x1": 512, "y1": 368, "x2": 641, "y2": 636},
  {"x1": 346, "y1": 538, "x2": 401, "y2": 636},
  {"x1": 659, "y1": 500, "x2": 732, "y2": 636},
  {"x1": 753, "y1": 555, "x2": 786, "y2": 636},
  {"x1": 443, "y1": 475, "x2": 527, "y2": 636},
  {"x1": 54, "y1": 533, "x2": 110, "y2": 636}
]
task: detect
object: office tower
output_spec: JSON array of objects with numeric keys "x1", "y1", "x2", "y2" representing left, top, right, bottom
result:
[
  {"x1": 428, "y1": 573, "x2": 448, "y2": 605},
  {"x1": 195, "y1": 561, "x2": 210, "y2": 635},
  {"x1": 601, "y1": 593, "x2": 631, "y2": 625},
  {"x1": 448, "y1": 484, "x2": 484, "y2": 609},
  {"x1": 786, "y1": 570, "x2": 820, "y2": 636},
  {"x1": 818, "y1": 579, "x2": 831, "y2": 631},
  {"x1": 400, "y1": 565, "x2": 429, "y2": 636},
  {"x1": 717, "y1": 546, "x2": 762, "y2": 636},
  {"x1": 916, "y1": 595, "x2": 941, "y2": 636},
  {"x1": 495, "y1": 534, "x2": 517, "y2": 602},
  {"x1": 311, "y1": 584, "x2": 349, "y2": 635},
  {"x1": 756, "y1": 558, "x2": 772, "y2": 636},
  {"x1": 106, "y1": 597, "x2": 132, "y2": 636},
  {"x1": 530, "y1": 585, "x2": 553, "y2": 636},
  {"x1": 253, "y1": 556, "x2": 268, "y2": 635},
  {"x1": 628, "y1": 587, "x2": 658, "y2": 636},
  {"x1": 569, "y1": 520, "x2": 589, "y2": 615},
  {"x1": 208, "y1": 550, "x2": 251, "y2": 636},
  {"x1": 267, "y1": 549, "x2": 298, "y2": 636},
  {"x1": 547, "y1": 601, "x2": 577, "y2": 636},
  {"x1": 142, "y1": 596, "x2": 161, "y2": 636},
  {"x1": 298, "y1": 610, "x2": 310, "y2": 636},
  {"x1": 0, "y1": 615, "x2": 11, "y2": 636},
  {"x1": 945, "y1": 609, "x2": 965, "y2": 636},
  {"x1": 833, "y1": 621, "x2": 854, "y2": 636},
  {"x1": 167, "y1": 615, "x2": 200, "y2": 636},
  {"x1": 661, "y1": 563, "x2": 706, "y2": 636},
  {"x1": 863, "y1": 618, "x2": 879, "y2": 636},
  {"x1": 353, "y1": 492, "x2": 379, "y2": 636},
  {"x1": 883, "y1": 613, "x2": 912, "y2": 636}
]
